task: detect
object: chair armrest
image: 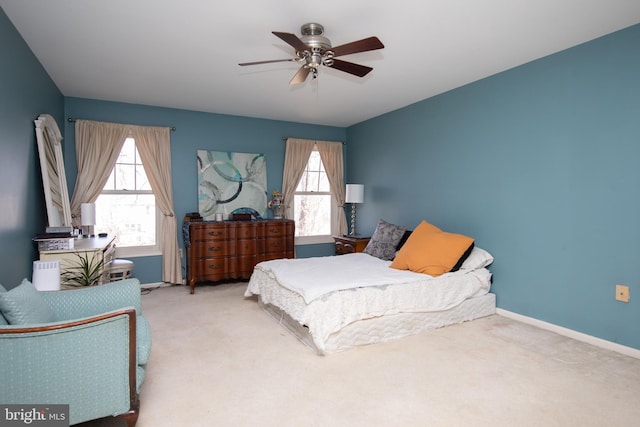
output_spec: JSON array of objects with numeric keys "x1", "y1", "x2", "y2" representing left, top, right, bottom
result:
[
  {"x1": 41, "y1": 278, "x2": 142, "y2": 320},
  {"x1": 0, "y1": 308, "x2": 138, "y2": 425}
]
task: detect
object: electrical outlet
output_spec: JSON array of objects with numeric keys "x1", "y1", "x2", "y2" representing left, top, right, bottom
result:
[
  {"x1": 179, "y1": 248, "x2": 183, "y2": 258},
  {"x1": 615, "y1": 284, "x2": 630, "y2": 303}
]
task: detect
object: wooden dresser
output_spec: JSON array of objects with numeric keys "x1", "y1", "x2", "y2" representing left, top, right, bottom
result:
[{"x1": 184, "y1": 219, "x2": 295, "y2": 294}]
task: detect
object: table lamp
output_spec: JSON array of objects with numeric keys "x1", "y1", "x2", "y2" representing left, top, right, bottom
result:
[
  {"x1": 345, "y1": 184, "x2": 364, "y2": 236},
  {"x1": 81, "y1": 202, "x2": 96, "y2": 237}
]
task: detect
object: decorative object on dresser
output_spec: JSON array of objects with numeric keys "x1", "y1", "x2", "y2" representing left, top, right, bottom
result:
[
  {"x1": 268, "y1": 190, "x2": 285, "y2": 219},
  {"x1": 33, "y1": 234, "x2": 74, "y2": 251},
  {"x1": 333, "y1": 235, "x2": 371, "y2": 255},
  {"x1": 184, "y1": 219, "x2": 295, "y2": 294},
  {"x1": 345, "y1": 184, "x2": 364, "y2": 236}
]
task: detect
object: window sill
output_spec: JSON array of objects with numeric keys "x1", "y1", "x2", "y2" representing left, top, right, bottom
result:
[
  {"x1": 295, "y1": 235, "x2": 334, "y2": 245},
  {"x1": 115, "y1": 247, "x2": 162, "y2": 258}
]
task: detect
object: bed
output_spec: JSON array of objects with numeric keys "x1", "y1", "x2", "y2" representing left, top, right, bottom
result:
[{"x1": 244, "y1": 225, "x2": 495, "y2": 355}]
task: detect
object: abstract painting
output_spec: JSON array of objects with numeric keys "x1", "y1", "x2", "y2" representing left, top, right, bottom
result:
[{"x1": 197, "y1": 150, "x2": 268, "y2": 220}]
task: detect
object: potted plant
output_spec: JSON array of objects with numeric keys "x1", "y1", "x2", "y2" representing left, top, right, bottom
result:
[{"x1": 61, "y1": 252, "x2": 105, "y2": 287}]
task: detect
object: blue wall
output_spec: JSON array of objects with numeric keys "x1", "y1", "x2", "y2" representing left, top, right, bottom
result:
[
  {"x1": 63, "y1": 98, "x2": 345, "y2": 283},
  {"x1": 0, "y1": 8, "x2": 64, "y2": 288},
  {"x1": 347, "y1": 24, "x2": 640, "y2": 349}
]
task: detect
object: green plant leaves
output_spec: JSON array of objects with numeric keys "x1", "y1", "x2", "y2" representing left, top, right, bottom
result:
[{"x1": 61, "y1": 252, "x2": 105, "y2": 287}]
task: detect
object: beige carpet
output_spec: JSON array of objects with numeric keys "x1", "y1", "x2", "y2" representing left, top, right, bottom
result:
[{"x1": 79, "y1": 283, "x2": 640, "y2": 427}]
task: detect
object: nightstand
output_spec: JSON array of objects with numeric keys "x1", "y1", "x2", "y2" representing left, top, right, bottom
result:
[{"x1": 333, "y1": 235, "x2": 371, "y2": 255}]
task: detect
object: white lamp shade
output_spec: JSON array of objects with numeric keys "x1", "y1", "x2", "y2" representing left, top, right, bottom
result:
[
  {"x1": 81, "y1": 203, "x2": 96, "y2": 226},
  {"x1": 345, "y1": 184, "x2": 364, "y2": 204},
  {"x1": 32, "y1": 260, "x2": 61, "y2": 291}
]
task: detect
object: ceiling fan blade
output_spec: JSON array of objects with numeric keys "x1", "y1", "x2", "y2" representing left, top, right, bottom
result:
[
  {"x1": 328, "y1": 59, "x2": 373, "y2": 78},
  {"x1": 239, "y1": 58, "x2": 297, "y2": 66},
  {"x1": 289, "y1": 66, "x2": 310, "y2": 85},
  {"x1": 330, "y1": 36, "x2": 384, "y2": 58},
  {"x1": 272, "y1": 31, "x2": 310, "y2": 53}
]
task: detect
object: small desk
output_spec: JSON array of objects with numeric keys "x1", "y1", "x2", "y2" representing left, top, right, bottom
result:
[
  {"x1": 332, "y1": 235, "x2": 371, "y2": 255},
  {"x1": 39, "y1": 236, "x2": 116, "y2": 288}
]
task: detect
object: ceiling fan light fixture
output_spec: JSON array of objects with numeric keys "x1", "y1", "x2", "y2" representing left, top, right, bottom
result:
[
  {"x1": 308, "y1": 52, "x2": 323, "y2": 67},
  {"x1": 239, "y1": 22, "x2": 384, "y2": 85}
]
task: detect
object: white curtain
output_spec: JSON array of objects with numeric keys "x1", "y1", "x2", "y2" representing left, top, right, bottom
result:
[
  {"x1": 317, "y1": 141, "x2": 348, "y2": 236},
  {"x1": 132, "y1": 126, "x2": 182, "y2": 285},
  {"x1": 70, "y1": 120, "x2": 128, "y2": 225},
  {"x1": 282, "y1": 138, "x2": 315, "y2": 219},
  {"x1": 71, "y1": 120, "x2": 182, "y2": 284}
]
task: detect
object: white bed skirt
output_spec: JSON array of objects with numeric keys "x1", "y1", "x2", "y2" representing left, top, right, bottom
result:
[{"x1": 258, "y1": 292, "x2": 496, "y2": 355}]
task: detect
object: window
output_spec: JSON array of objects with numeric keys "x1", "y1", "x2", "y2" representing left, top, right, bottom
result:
[
  {"x1": 293, "y1": 149, "x2": 335, "y2": 244},
  {"x1": 95, "y1": 137, "x2": 161, "y2": 257}
]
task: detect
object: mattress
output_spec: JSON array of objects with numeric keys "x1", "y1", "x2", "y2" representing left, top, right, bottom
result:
[
  {"x1": 245, "y1": 253, "x2": 495, "y2": 354},
  {"x1": 259, "y1": 292, "x2": 496, "y2": 354}
]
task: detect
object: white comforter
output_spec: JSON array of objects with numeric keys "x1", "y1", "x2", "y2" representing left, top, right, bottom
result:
[
  {"x1": 255, "y1": 252, "x2": 448, "y2": 303},
  {"x1": 245, "y1": 253, "x2": 492, "y2": 352}
]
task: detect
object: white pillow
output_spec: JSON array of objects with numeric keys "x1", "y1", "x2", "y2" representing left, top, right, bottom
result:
[{"x1": 460, "y1": 247, "x2": 494, "y2": 270}]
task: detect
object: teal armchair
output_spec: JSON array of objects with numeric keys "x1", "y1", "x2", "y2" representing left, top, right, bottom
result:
[{"x1": 0, "y1": 278, "x2": 151, "y2": 426}]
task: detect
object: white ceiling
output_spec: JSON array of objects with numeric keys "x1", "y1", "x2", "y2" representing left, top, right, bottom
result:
[{"x1": 2, "y1": 0, "x2": 640, "y2": 127}]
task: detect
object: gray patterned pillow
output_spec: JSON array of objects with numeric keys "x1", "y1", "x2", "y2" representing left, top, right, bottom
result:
[{"x1": 363, "y1": 219, "x2": 407, "y2": 260}]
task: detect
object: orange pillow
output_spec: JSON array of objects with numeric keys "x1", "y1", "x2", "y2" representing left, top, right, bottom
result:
[{"x1": 390, "y1": 220, "x2": 475, "y2": 276}]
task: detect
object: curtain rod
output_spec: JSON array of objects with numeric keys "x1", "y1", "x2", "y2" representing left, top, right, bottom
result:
[
  {"x1": 282, "y1": 137, "x2": 345, "y2": 145},
  {"x1": 67, "y1": 117, "x2": 176, "y2": 132}
]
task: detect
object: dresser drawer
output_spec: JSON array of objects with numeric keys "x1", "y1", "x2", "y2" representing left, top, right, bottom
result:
[
  {"x1": 192, "y1": 258, "x2": 236, "y2": 279},
  {"x1": 237, "y1": 239, "x2": 257, "y2": 255},
  {"x1": 235, "y1": 223, "x2": 257, "y2": 239},
  {"x1": 190, "y1": 224, "x2": 236, "y2": 241},
  {"x1": 263, "y1": 222, "x2": 288, "y2": 237},
  {"x1": 237, "y1": 255, "x2": 258, "y2": 277},
  {"x1": 191, "y1": 240, "x2": 236, "y2": 258},
  {"x1": 264, "y1": 236, "x2": 287, "y2": 254}
]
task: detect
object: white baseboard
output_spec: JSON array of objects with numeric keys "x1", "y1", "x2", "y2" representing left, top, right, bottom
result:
[{"x1": 496, "y1": 308, "x2": 640, "y2": 360}]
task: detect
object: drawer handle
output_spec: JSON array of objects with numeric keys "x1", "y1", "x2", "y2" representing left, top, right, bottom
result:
[
  {"x1": 207, "y1": 231, "x2": 223, "y2": 237},
  {"x1": 209, "y1": 246, "x2": 222, "y2": 252},
  {"x1": 208, "y1": 264, "x2": 223, "y2": 269}
]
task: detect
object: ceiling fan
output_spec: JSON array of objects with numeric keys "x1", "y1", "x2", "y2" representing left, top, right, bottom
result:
[{"x1": 239, "y1": 23, "x2": 384, "y2": 85}]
